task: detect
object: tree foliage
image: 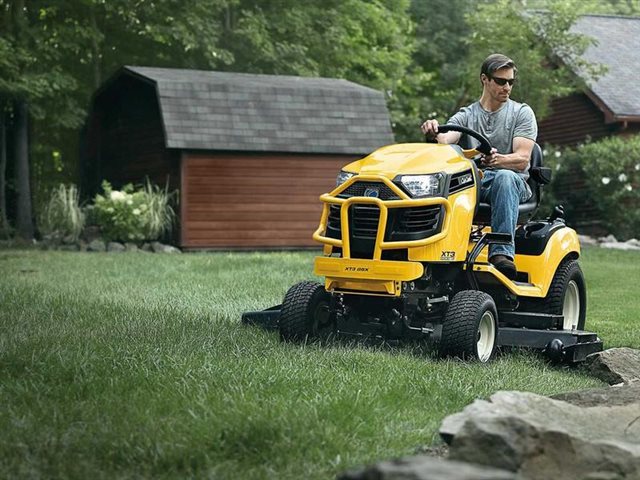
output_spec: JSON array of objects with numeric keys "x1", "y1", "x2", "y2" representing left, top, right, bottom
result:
[
  {"x1": 1, "y1": 0, "x2": 637, "y2": 237},
  {"x1": 463, "y1": 0, "x2": 603, "y2": 120},
  {"x1": 216, "y1": 0, "x2": 412, "y2": 89}
]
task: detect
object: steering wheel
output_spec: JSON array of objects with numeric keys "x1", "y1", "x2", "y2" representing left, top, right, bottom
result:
[{"x1": 429, "y1": 124, "x2": 493, "y2": 156}]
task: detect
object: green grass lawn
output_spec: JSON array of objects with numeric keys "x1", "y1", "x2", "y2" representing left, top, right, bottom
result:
[{"x1": 1, "y1": 246, "x2": 638, "y2": 479}]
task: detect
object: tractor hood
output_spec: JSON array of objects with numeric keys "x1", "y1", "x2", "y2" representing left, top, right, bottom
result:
[{"x1": 343, "y1": 143, "x2": 470, "y2": 179}]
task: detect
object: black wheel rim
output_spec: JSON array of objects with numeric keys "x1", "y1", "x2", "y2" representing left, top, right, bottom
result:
[{"x1": 312, "y1": 301, "x2": 331, "y2": 333}]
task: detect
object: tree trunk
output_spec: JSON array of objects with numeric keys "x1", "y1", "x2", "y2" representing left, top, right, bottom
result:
[
  {"x1": 0, "y1": 107, "x2": 10, "y2": 238},
  {"x1": 14, "y1": 100, "x2": 33, "y2": 241},
  {"x1": 90, "y1": 7, "x2": 102, "y2": 89}
]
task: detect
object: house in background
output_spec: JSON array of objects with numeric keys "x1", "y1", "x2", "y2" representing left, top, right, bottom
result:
[
  {"x1": 538, "y1": 14, "x2": 640, "y2": 146},
  {"x1": 82, "y1": 67, "x2": 394, "y2": 249}
]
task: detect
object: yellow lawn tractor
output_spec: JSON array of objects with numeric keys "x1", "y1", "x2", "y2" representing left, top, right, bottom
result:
[{"x1": 242, "y1": 125, "x2": 603, "y2": 363}]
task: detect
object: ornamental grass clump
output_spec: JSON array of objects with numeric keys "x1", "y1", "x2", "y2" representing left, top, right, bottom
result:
[
  {"x1": 89, "y1": 180, "x2": 176, "y2": 242},
  {"x1": 38, "y1": 184, "x2": 85, "y2": 242}
]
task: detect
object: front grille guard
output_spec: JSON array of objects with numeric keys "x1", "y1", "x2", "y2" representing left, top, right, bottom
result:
[{"x1": 313, "y1": 175, "x2": 452, "y2": 260}]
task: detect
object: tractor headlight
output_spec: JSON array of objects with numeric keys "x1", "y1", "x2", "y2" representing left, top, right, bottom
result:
[
  {"x1": 398, "y1": 173, "x2": 445, "y2": 198},
  {"x1": 336, "y1": 171, "x2": 356, "y2": 187}
]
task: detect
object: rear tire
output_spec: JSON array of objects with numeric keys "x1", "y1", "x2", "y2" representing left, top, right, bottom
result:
[
  {"x1": 525, "y1": 259, "x2": 586, "y2": 331},
  {"x1": 439, "y1": 290, "x2": 498, "y2": 363},
  {"x1": 279, "y1": 281, "x2": 334, "y2": 341}
]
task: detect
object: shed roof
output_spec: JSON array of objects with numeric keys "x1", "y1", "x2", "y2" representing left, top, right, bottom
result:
[
  {"x1": 117, "y1": 66, "x2": 394, "y2": 154},
  {"x1": 571, "y1": 15, "x2": 640, "y2": 120}
]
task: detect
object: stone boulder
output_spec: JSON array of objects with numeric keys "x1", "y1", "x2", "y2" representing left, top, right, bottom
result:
[
  {"x1": 586, "y1": 348, "x2": 640, "y2": 385},
  {"x1": 626, "y1": 238, "x2": 640, "y2": 248},
  {"x1": 440, "y1": 389, "x2": 640, "y2": 479},
  {"x1": 150, "y1": 241, "x2": 181, "y2": 253},
  {"x1": 578, "y1": 234, "x2": 598, "y2": 246},
  {"x1": 339, "y1": 456, "x2": 516, "y2": 480},
  {"x1": 124, "y1": 242, "x2": 139, "y2": 253},
  {"x1": 599, "y1": 234, "x2": 618, "y2": 244},
  {"x1": 600, "y1": 242, "x2": 640, "y2": 251},
  {"x1": 107, "y1": 242, "x2": 126, "y2": 253},
  {"x1": 552, "y1": 382, "x2": 640, "y2": 407},
  {"x1": 87, "y1": 239, "x2": 106, "y2": 252}
]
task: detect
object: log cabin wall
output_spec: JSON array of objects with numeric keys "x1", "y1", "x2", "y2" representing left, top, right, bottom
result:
[
  {"x1": 180, "y1": 152, "x2": 356, "y2": 248},
  {"x1": 537, "y1": 93, "x2": 616, "y2": 147}
]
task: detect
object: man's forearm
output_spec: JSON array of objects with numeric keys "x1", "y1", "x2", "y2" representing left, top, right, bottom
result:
[{"x1": 496, "y1": 151, "x2": 529, "y2": 171}]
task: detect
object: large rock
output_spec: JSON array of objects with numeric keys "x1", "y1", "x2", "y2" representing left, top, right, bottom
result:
[
  {"x1": 552, "y1": 382, "x2": 640, "y2": 407},
  {"x1": 339, "y1": 456, "x2": 516, "y2": 480},
  {"x1": 440, "y1": 390, "x2": 640, "y2": 479},
  {"x1": 586, "y1": 348, "x2": 640, "y2": 385}
]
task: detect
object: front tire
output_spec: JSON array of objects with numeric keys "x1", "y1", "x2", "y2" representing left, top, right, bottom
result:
[
  {"x1": 279, "y1": 281, "x2": 334, "y2": 341},
  {"x1": 439, "y1": 291, "x2": 498, "y2": 363}
]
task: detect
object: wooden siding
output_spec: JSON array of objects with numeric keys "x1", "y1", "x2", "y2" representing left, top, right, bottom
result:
[
  {"x1": 181, "y1": 153, "x2": 356, "y2": 248},
  {"x1": 538, "y1": 93, "x2": 615, "y2": 146}
]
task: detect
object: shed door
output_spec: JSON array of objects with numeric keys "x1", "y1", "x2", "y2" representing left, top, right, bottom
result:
[{"x1": 181, "y1": 153, "x2": 355, "y2": 248}]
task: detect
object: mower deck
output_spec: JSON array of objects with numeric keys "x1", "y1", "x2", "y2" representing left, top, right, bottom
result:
[{"x1": 241, "y1": 306, "x2": 603, "y2": 364}]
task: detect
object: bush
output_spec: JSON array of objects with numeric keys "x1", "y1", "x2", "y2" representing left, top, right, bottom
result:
[
  {"x1": 543, "y1": 135, "x2": 640, "y2": 240},
  {"x1": 38, "y1": 184, "x2": 85, "y2": 242},
  {"x1": 88, "y1": 180, "x2": 176, "y2": 243}
]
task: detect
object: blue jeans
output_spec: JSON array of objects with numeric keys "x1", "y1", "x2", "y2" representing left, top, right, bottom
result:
[{"x1": 479, "y1": 169, "x2": 531, "y2": 259}]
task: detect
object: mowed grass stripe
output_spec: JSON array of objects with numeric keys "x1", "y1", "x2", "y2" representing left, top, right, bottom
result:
[{"x1": 1, "y1": 247, "x2": 634, "y2": 479}]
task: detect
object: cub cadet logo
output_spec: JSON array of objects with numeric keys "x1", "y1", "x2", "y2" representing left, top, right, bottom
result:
[
  {"x1": 345, "y1": 266, "x2": 369, "y2": 272},
  {"x1": 441, "y1": 251, "x2": 455, "y2": 261}
]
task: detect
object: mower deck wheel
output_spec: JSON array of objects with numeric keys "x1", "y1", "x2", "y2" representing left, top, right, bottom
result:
[
  {"x1": 439, "y1": 290, "x2": 498, "y2": 362},
  {"x1": 279, "y1": 281, "x2": 334, "y2": 342}
]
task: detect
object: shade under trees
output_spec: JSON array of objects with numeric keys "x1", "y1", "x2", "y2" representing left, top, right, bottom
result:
[{"x1": 0, "y1": 0, "x2": 636, "y2": 240}]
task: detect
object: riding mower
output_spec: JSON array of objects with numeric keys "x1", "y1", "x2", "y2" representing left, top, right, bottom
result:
[{"x1": 242, "y1": 125, "x2": 603, "y2": 363}]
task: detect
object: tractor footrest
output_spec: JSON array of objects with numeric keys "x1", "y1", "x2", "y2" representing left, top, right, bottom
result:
[
  {"x1": 499, "y1": 311, "x2": 563, "y2": 329},
  {"x1": 241, "y1": 305, "x2": 281, "y2": 330},
  {"x1": 498, "y1": 327, "x2": 603, "y2": 363}
]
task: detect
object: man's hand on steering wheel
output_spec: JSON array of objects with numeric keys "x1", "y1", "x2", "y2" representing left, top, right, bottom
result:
[
  {"x1": 420, "y1": 119, "x2": 440, "y2": 138},
  {"x1": 481, "y1": 148, "x2": 498, "y2": 167}
]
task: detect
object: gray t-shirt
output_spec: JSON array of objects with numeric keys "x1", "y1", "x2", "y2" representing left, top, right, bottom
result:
[{"x1": 447, "y1": 99, "x2": 538, "y2": 177}]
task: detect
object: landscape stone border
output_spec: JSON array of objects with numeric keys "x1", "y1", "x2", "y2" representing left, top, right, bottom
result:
[
  {"x1": 341, "y1": 347, "x2": 640, "y2": 480},
  {"x1": 37, "y1": 236, "x2": 182, "y2": 254}
]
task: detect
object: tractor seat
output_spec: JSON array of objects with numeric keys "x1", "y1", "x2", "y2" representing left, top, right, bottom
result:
[{"x1": 473, "y1": 143, "x2": 550, "y2": 225}]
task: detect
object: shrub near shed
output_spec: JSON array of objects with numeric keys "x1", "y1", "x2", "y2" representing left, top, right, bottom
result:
[
  {"x1": 87, "y1": 180, "x2": 176, "y2": 243},
  {"x1": 543, "y1": 135, "x2": 640, "y2": 240}
]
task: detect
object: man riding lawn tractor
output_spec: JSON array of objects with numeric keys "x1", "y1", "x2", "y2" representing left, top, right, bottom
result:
[{"x1": 242, "y1": 54, "x2": 602, "y2": 363}]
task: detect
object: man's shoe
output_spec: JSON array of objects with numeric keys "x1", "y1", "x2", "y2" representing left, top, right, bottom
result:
[{"x1": 490, "y1": 255, "x2": 517, "y2": 280}]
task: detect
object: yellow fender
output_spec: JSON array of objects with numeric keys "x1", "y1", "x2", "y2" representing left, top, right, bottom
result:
[{"x1": 516, "y1": 226, "x2": 580, "y2": 297}]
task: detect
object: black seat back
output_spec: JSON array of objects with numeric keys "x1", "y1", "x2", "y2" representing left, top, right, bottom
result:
[{"x1": 473, "y1": 143, "x2": 546, "y2": 225}]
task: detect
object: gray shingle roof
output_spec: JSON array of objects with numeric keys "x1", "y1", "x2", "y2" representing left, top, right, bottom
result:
[
  {"x1": 124, "y1": 66, "x2": 394, "y2": 154},
  {"x1": 571, "y1": 15, "x2": 640, "y2": 118}
]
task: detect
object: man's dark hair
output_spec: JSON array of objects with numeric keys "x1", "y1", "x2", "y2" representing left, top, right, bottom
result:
[{"x1": 481, "y1": 53, "x2": 517, "y2": 77}]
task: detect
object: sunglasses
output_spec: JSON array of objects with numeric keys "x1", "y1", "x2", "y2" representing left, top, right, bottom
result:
[{"x1": 489, "y1": 75, "x2": 516, "y2": 86}]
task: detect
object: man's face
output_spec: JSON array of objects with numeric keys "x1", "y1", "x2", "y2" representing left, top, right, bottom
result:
[{"x1": 482, "y1": 67, "x2": 515, "y2": 103}]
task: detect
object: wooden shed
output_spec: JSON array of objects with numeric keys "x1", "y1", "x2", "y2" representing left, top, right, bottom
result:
[
  {"x1": 538, "y1": 14, "x2": 640, "y2": 146},
  {"x1": 82, "y1": 66, "x2": 394, "y2": 249}
]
